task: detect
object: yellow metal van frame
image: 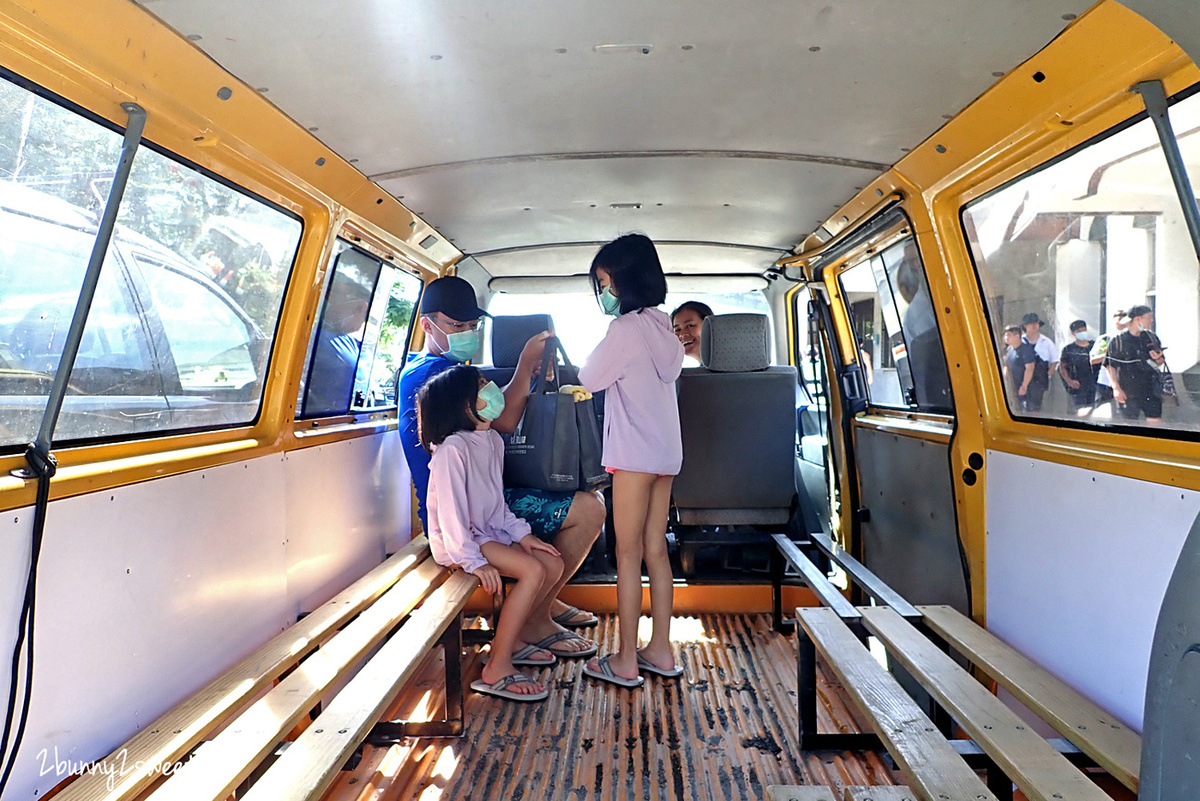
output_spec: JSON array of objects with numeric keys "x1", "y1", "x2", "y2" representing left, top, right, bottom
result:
[
  {"x1": 0, "y1": 0, "x2": 455, "y2": 511},
  {"x1": 786, "y1": 1, "x2": 1200, "y2": 622}
]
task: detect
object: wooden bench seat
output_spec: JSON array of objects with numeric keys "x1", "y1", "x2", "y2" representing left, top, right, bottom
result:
[
  {"x1": 797, "y1": 607, "x2": 998, "y2": 801},
  {"x1": 143, "y1": 547, "x2": 469, "y2": 801},
  {"x1": 919, "y1": 604, "x2": 1140, "y2": 794},
  {"x1": 861, "y1": 607, "x2": 1113, "y2": 801},
  {"x1": 772, "y1": 533, "x2": 860, "y2": 620},
  {"x1": 57, "y1": 536, "x2": 437, "y2": 801},
  {"x1": 240, "y1": 571, "x2": 478, "y2": 800}
]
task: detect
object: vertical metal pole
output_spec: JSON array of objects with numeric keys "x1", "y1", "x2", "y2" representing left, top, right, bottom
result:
[
  {"x1": 797, "y1": 628, "x2": 817, "y2": 749},
  {"x1": 28, "y1": 103, "x2": 147, "y2": 461},
  {"x1": 770, "y1": 550, "x2": 785, "y2": 632},
  {"x1": 442, "y1": 615, "x2": 464, "y2": 737},
  {"x1": 1133, "y1": 81, "x2": 1200, "y2": 265}
]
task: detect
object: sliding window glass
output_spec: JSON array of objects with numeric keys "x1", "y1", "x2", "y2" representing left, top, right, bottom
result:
[
  {"x1": 838, "y1": 238, "x2": 953, "y2": 413},
  {"x1": 0, "y1": 74, "x2": 301, "y2": 449},
  {"x1": 963, "y1": 88, "x2": 1200, "y2": 432}
]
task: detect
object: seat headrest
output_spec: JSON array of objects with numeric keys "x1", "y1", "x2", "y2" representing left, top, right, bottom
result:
[
  {"x1": 490, "y1": 314, "x2": 554, "y2": 368},
  {"x1": 700, "y1": 313, "x2": 771, "y2": 372}
]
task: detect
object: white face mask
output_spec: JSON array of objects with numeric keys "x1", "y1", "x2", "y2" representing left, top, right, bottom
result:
[{"x1": 1075, "y1": 330, "x2": 1096, "y2": 342}]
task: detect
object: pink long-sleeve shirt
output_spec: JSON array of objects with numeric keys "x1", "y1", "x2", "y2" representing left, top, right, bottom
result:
[
  {"x1": 427, "y1": 428, "x2": 530, "y2": 574},
  {"x1": 579, "y1": 307, "x2": 685, "y2": 475}
]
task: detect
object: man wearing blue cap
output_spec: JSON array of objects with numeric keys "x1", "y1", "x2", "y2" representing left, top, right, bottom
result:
[{"x1": 398, "y1": 275, "x2": 602, "y2": 658}]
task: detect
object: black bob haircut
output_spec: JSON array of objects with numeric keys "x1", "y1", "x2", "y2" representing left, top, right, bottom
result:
[
  {"x1": 417, "y1": 364, "x2": 483, "y2": 453},
  {"x1": 589, "y1": 233, "x2": 668, "y2": 315},
  {"x1": 670, "y1": 300, "x2": 714, "y2": 322}
]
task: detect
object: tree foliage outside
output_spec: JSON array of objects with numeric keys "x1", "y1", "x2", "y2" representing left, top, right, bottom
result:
[{"x1": 0, "y1": 77, "x2": 299, "y2": 333}]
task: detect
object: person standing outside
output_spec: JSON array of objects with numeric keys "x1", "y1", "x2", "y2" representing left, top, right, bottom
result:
[
  {"x1": 1106, "y1": 304, "x2": 1166, "y2": 423},
  {"x1": 1020, "y1": 312, "x2": 1056, "y2": 411},
  {"x1": 1003, "y1": 325, "x2": 1039, "y2": 412},
  {"x1": 1091, "y1": 309, "x2": 1129, "y2": 406},
  {"x1": 398, "y1": 275, "x2": 604, "y2": 656},
  {"x1": 1058, "y1": 319, "x2": 1098, "y2": 410},
  {"x1": 580, "y1": 234, "x2": 686, "y2": 687}
]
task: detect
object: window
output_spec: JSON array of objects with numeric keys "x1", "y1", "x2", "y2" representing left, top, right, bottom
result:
[
  {"x1": 964, "y1": 87, "x2": 1200, "y2": 432},
  {"x1": 0, "y1": 72, "x2": 302, "y2": 449},
  {"x1": 354, "y1": 266, "x2": 421, "y2": 409},
  {"x1": 485, "y1": 290, "x2": 771, "y2": 366},
  {"x1": 299, "y1": 242, "x2": 421, "y2": 418},
  {"x1": 301, "y1": 246, "x2": 380, "y2": 418},
  {"x1": 838, "y1": 237, "x2": 953, "y2": 413}
]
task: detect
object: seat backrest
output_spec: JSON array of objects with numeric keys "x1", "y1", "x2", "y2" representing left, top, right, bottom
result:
[
  {"x1": 674, "y1": 313, "x2": 797, "y2": 525},
  {"x1": 1139, "y1": 509, "x2": 1200, "y2": 800},
  {"x1": 479, "y1": 313, "x2": 579, "y2": 386}
]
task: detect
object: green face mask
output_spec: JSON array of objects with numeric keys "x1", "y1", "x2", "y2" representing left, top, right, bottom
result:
[
  {"x1": 477, "y1": 380, "x2": 506, "y2": 422},
  {"x1": 599, "y1": 286, "x2": 621, "y2": 316},
  {"x1": 432, "y1": 321, "x2": 479, "y2": 363}
]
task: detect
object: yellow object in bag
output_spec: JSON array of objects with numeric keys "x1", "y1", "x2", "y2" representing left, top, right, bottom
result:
[{"x1": 558, "y1": 385, "x2": 592, "y2": 402}]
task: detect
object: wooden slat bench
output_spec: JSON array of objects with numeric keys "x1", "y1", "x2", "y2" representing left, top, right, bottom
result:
[
  {"x1": 797, "y1": 607, "x2": 998, "y2": 801},
  {"x1": 239, "y1": 572, "x2": 477, "y2": 800},
  {"x1": 56, "y1": 535, "x2": 475, "y2": 801},
  {"x1": 918, "y1": 604, "x2": 1140, "y2": 794},
  {"x1": 861, "y1": 607, "x2": 1113, "y2": 801}
]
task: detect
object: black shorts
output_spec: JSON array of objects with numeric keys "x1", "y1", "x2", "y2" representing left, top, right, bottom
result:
[{"x1": 1118, "y1": 392, "x2": 1162, "y2": 420}]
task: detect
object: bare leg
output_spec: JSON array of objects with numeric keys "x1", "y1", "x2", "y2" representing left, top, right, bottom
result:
[
  {"x1": 639, "y1": 475, "x2": 676, "y2": 671},
  {"x1": 587, "y1": 470, "x2": 655, "y2": 680},
  {"x1": 479, "y1": 542, "x2": 556, "y2": 696},
  {"x1": 521, "y1": 490, "x2": 605, "y2": 652}
]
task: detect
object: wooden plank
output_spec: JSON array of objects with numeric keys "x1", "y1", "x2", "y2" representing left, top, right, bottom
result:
[
  {"x1": 843, "y1": 788, "x2": 919, "y2": 801},
  {"x1": 772, "y1": 534, "x2": 860, "y2": 619},
  {"x1": 919, "y1": 604, "x2": 1139, "y2": 793},
  {"x1": 797, "y1": 608, "x2": 997, "y2": 801},
  {"x1": 239, "y1": 572, "x2": 479, "y2": 801},
  {"x1": 861, "y1": 607, "x2": 1112, "y2": 801},
  {"x1": 145, "y1": 557, "x2": 450, "y2": 801},
  {"x1": 808, "y1": 532, "x2": 919, "y2": 618},
  {"x1": 766, "y1": 786, "x2": 837, "y2": 801},
  {"x1": 57, "y1": 537, "x2": 431, "y2": 801}
]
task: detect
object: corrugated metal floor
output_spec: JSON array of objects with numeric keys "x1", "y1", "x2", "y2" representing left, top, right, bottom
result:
[{"x1": 322, "y1": 614, "x2": 899, "y2": 801}]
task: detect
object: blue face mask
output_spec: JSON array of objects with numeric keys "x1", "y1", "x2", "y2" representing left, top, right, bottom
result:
[
  {"x1": 599, "y1": 286, "x2": 621, "y2": 316},
  {"x1": 431, "y1": 320, "x2": 479, "y2": 363},
  {"x1": 477, "y1": 380, "x2": 505, "y2": 421}
]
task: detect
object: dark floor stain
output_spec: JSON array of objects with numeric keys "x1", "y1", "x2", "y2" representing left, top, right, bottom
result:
[
  {"x1": 690, "y1": 679, "x2": 710, "y2": 692},
  {"x1": 581, "y1": 737, "x2": 594, "y2": 753},
  {"x1": 742, "y1": 734, "x2": 783, "y2": 756}
]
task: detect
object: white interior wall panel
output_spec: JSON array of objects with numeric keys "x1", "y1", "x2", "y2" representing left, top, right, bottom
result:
[
  {"x1": 985, "y1": 449, "x2": 1200, "y2": 731},
  {"x1": 0, "y1": 430, "x2": 410, "y2": 799}
]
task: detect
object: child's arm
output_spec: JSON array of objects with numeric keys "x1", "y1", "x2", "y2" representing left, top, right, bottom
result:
[
  {"x1": 428, "y1": 444, "x2": 489, "y2": 574},
  {"x1": 579, "y1": 321, "x2": 630, "y2": 392}
]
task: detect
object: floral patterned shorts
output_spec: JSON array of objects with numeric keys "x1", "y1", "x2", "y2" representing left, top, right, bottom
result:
[{"x1": 503, "y1": 487, "x2": 575, "y2": 540}]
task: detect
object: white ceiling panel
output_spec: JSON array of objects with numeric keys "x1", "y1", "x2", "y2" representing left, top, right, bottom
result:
[
  {"x1": 379, "y1": 156, "x2": 879, "y2": 253},
  {"x1": 474, "y1": 242, "x2": 788, "y2": 278},
  {"x1": 138, "y1": 0, "x2": 1096, "y2": 275}
]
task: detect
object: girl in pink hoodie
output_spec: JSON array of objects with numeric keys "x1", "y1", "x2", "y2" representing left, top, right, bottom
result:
[
  {"x1": 579, "y1": 234, "x2": 686, "y2": 688},
  {"x1": 419, "y1": 365, "x2": 564, "y2": 701}
]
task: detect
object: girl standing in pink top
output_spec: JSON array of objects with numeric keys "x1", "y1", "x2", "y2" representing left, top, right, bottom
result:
[
  {"x1": 579, "y1": 234, "x2": 685, "y2": 688},
  {"x1": 419, "y1": 365, "x2": 564, "y2": 701}
]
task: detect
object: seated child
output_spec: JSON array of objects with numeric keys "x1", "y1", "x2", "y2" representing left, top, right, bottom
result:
[{"x1": 418, "y1": 364, "x2": 565, "y2": 701}]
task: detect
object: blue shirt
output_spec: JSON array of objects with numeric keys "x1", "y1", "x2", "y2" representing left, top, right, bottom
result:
[
  {"x1": 398, "y1": 351, "x2": 458, "y2": 529},
  {"x1": 304, "y1": 330, "x2": 362, "y2": 416}
]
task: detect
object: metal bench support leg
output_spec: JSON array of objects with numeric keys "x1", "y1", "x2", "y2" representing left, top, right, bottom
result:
[
  {"x1": 771, "y1": 550, "x2": 793, "y2": 633},
  {"x1": 798, "y1": 627, "x2": 818, "y2": 749},
  {"x1": 367, "y1": 614, "x2": 466, "y2": 744}
]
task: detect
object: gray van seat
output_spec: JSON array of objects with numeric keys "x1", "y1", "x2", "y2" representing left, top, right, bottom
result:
[
  {"x1": 673, "y1": 313, "x2": 798, "y2": 525},
  {"x1": 1140, "y1": 508, "x2": 1200, "y2": 799},
  {"x1": 478, "y1": 313, "x2": 579, "y2": 387}
]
